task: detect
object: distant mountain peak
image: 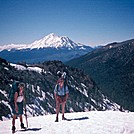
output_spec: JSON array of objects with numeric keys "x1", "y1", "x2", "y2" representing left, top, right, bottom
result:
[
  {"x1": 0, "y1": 33, "x2": 93, "y2": 63},
  {"x1": 0, "y1": 33, "x2": 88, "y2": 51},
  {"x1": 30, "y1": 33, "x2": 78, "y2": 49}
]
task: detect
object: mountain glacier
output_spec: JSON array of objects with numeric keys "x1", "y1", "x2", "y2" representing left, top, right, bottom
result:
[{"x1": 0, "y1": 33, "x2": 89, "y2": 51}]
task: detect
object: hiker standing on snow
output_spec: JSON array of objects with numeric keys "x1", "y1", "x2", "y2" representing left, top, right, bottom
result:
[
  {"x1": 10, "y1": 82, "x2": 26, "y2": 132},
  {"x1": 54, "y1": 71, "x2": 69, "y2": 122}
]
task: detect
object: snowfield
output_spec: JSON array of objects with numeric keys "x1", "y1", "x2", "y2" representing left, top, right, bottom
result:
[{"x1": 0, "y1": 111, "x2": 134, "y2": 134}]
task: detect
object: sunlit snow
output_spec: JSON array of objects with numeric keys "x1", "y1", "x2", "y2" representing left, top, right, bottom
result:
[
  {"x1": 0, "y1": 33, "x2": 87, "y2": 51},
  {"x1": 0, "y1": 111, "x2": 134, "y2": 134}
]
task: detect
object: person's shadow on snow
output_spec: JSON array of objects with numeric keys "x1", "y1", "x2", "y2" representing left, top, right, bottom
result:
[
  {"x1": 64, "y1": 116, "x2": 89, "y2": 121},
  {"x1": 19, "y1": 128, "x2": 41, "y2": 132}
]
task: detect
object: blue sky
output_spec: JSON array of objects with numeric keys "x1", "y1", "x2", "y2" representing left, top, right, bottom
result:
[{"x1": 0, "y1": 0, "x2": 134, "y2": 47}]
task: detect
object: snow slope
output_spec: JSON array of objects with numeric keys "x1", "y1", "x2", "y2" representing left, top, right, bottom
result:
[{"x1": 0, "y1": 111, "x2": 134, "y2": 134}]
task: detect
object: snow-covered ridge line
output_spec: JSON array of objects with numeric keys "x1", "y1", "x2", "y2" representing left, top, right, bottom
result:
[
  {"x1": 10, "y1": 63, "x2": 47, "y2": 74},
  {"x1": 0, "y1": 33, "x2": 87, "y2": 51}
]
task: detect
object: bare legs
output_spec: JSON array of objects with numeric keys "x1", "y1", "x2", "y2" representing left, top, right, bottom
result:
[
  {"x1": 62, "y1": 102, "x2": 66, "y2": 120},
  {"x1": 55, "y1": 101, "x2": 66, "y2": 122},
  {"x1": 12, "y1": 115, "x2": 24, "y2": 129},
  {"x1": 55, "y1": 102, "x2": 60, "y2": 122},
  {"x1": 20, "y1": 115, "x2": 23, "y2": 123},
  {"x1": 12, "y1": 115, "x2": 17, "y2": 127},
  {"x1": 54, "y1": 93, "x2": 68, "y2": 122}
]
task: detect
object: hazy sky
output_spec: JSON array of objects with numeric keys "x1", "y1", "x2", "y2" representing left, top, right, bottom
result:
[{"x1": 0, "y1": 0, "x2": 134, "y2": 47}]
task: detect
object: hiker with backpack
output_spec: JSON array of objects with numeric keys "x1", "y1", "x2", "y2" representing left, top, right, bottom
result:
[
  {"x1": 54, "y1": 71, "x2": 69, "y2": 122},
  {"x1": 9, "y1": 82, "x2": 26, "y2": 132}
]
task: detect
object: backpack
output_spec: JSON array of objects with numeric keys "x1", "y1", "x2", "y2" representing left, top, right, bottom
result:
[
  {"x1": 8, "y1": 81, "x2": 19, "y2": 103},
  {"x1": 56, "y1": 78, "x2": 67, "y2": 94}
]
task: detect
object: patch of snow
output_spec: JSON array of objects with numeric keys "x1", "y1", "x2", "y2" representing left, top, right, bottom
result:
[{"x1": 10, "y1": 63, "x2": 43, "y2": 74}]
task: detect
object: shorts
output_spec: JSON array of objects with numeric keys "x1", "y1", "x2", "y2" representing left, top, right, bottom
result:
[
  {"x1": 10, "y1": 101, "x2": 24, "y2": 115},
  {"x1": 57, "y1": 95, "x2": 66, "y2": 104}
]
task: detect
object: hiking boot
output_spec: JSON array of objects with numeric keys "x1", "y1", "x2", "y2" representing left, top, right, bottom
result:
[
  {"x1": 55, "y1": 117, "x2": 58, "y2": 122},
  {"x1": 12, "y1": 126, "x2": 16, "y2": 132},
  {"x1": 62, "y1": 115, "x2": 66, "y2": 120},
  {"x1": 21, "y1": 123, "x2": 26, "y2": 129}
]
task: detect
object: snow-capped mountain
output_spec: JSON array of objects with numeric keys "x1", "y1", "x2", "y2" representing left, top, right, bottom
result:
[
  {"x1": 0, "y1": 33, "x2": 93, "y2": 63},
  {"x1": 0, "y1": 33, "x2": 89, "y2": 51},
  {"x1": 29, "y1": 33, "x2": 80, "y2": 49}
]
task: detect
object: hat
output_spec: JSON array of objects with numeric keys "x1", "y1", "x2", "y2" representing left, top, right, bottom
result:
[
  {"x1": 19, "y1": 82, "x2": 25, "y2": 88},
  {"x1": 62, "y1": 72, "x2": 66, "y2": 79},
  {"x1": 57, "y1": 71, "x2": 62, "y2": 78}
]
